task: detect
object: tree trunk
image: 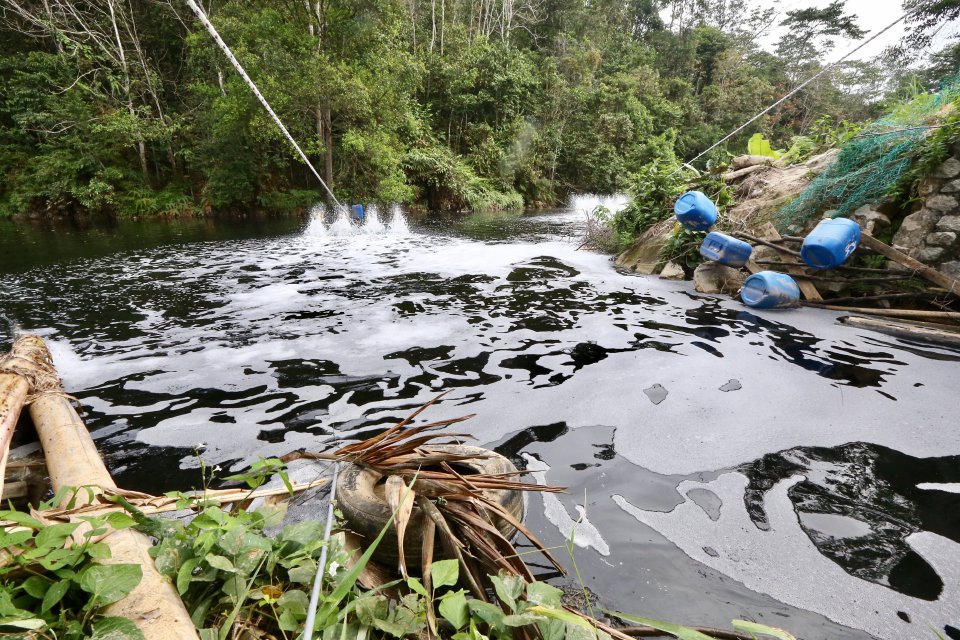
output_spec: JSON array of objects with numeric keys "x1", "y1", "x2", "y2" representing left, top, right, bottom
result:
[{"x1": 323, "y1": 106, "x2": 334, "y2": 192}]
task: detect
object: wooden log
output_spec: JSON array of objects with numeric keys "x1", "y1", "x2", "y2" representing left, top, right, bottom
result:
[
  {"x1": 859, "y1": 233, "x2": 960, "y2": 295},
  {"x1": 803, "y1": 304, "x2": 960, "y2": 321},
  {"x1": 13, "y1": 336, "x2": 198, "y2": 640},
  {"x1": 722, "y1": 164, "x2": 767, "y2": 182},
  {"x1": 756, "y1": 223, "x2": 823, "y2": 302},
  {"x1": 839, "y1": 316, "x2": 960, "y2": 347}
]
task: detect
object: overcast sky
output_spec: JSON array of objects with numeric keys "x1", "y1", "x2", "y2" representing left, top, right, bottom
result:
[{"x1": 756, "y1": 0, "x2": 958, "y2": 63}]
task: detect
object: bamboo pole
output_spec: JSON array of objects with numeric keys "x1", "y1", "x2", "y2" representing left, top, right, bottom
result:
[
  {"x1": 840, "y1": 316, "x2": 960, "y2": 347},
  {"x1": 0, "y1": 343, "x2": 39, "y2": 500},
  {"x1": 803, "y1": 304, "x2": 960, "y2": 321},
  {"x1": 10, "y1": 335, "x2": 199, "y2": 640}
]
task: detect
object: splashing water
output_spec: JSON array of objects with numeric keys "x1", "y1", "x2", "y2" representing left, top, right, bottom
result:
[
  {"x1": 388, "y1": 204, "x2": 409, "y2": 235},
  {"x1": 303, "y1": 202, "x2": 410, "y2": 237}
]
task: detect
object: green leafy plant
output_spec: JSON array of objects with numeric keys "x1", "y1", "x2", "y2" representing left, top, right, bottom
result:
[{"x1": 747, "y1": 133, "x2": 783, "y2": 159}]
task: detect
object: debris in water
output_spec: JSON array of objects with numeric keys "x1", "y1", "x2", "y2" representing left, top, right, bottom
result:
[
  {"x1": 719, "y1": 379, "x2": 742, "y2": 392},
  {"x1": 643, "y1": 383, "x2": 668, "y2": 405}
]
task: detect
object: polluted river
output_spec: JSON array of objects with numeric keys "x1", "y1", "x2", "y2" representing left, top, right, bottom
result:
[{"x1": 2, "y1": 198, "x2": 959, "y2": 640}]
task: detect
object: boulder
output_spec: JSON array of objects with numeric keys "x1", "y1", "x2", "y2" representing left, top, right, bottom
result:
[
  {"x1": 936, "y1": 216, "x2": 960, "y2": 233},
  {"x1": 941, "y1": 260, "x2": 960, "y2": 279},
  {"x1": 924, "y1": 193, "x2": 958, "y2": 212},
  {"x1": 893, "y1": 214, "x2": 937, "y2": 255},
  {"x1": 917, "y1": 246, "x2": 947, "y2": 263},
  {"x1": 932, "y1": 157, "x2": 960, "y2": 179},
  {"x1": 892, "y1": 210, "x2": 937, "y2": 254},
  {"x1": 615, "y1": 218, "x2": 674, "y2": 274},
  {"x1": 919, "y1": 178, "x2": 940, "y2": 197},
  {"x1": 693, "y1": 263, "x2": 745, "y2": 294},
  {"x1": 926, "y1": 231, "x2": 957, "y2": 247},
  {"x1": 941, "y1": 178, "x2": 960, "y2": 194},
  {"x1": 659, "y1": 261, "x2": 686, "y2": 280},
  {"x1": 850, "y1": 205, "x2": 891, "y2": 235}
]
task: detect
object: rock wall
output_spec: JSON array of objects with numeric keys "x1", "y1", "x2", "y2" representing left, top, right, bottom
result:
[{"x1": 891, "y1": 153, "x2": 960, "y2": 278}]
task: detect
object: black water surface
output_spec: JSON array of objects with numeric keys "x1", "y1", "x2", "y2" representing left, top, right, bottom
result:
[{"x1": 3, "y1": 204, "x2": 959, "y2": 639}]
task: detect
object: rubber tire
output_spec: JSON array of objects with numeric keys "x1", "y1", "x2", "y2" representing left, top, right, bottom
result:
[{"x1": 336, "y1": 444, "x2": 525, "y2": 567}]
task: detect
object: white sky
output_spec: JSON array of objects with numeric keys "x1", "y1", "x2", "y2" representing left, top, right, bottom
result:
[{"x1": 756, "y1": 0, "x2": 959, "y2": 63}]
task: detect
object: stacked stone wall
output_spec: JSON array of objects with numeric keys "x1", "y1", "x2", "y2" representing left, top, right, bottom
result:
[{"x1": 891, "y1": 154, "x2": 960, "y2": 278}]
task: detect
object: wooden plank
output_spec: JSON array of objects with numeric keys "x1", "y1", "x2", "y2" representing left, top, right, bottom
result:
[
  {"x1": 758, "y1": 223, "x2": 823, "y2": 302},
  {"x1": 840, "y1": 315, "x2": 960, "y2": 347},
  {"x1": 859, "y1": 233, "x2": 960, "y2": 295}
]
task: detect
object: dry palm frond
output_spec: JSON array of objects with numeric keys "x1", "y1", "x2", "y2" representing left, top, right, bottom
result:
[{"x1": 288, "y1": 394, "x2": 572, "y2": 629}]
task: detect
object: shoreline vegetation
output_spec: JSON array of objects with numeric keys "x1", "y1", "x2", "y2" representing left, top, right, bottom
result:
[{"x1": 1, "y1": 1, "x2": 957, "y2": 221}]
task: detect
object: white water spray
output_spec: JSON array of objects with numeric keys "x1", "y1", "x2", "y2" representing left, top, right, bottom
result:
[{"x1": 304, "y1": 202, "x2": 410, "y2": 238}]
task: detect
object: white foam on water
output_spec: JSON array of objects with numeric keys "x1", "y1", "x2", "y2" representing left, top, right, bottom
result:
[
  {"x1": 568, "y1": 193, "x2": 630, "y2": 215},
  {"x1": 360, "y1": 204, "x2": 385, "y2": 234},
  {"x1": 522, "y1": 453, "x2": 611, "y2": 556},
  {"x1": 326, "y1": 208, "x2": 356, "y2": 236},
  {"x1": 918, "y1": 483, "x2": 960, "y2": 494}
]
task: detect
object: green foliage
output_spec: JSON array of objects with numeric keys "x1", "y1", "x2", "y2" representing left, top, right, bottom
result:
[
  {"x1": 0, "y1": 0, "x2": 919, "y2": 217},
  {"x1": 747, "y1": 133, "x2": 782, "y2": 159},
  {"x1": 610, "y1": 149, "x2": 687, "y2": 249},
  {"x1": 0, "y1": 506, "x2": 142, "y2": 639}
]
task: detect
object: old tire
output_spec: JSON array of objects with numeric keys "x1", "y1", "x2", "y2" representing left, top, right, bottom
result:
[{"x1": 336, "y1": 444, "x2": 524, "y2": 567}]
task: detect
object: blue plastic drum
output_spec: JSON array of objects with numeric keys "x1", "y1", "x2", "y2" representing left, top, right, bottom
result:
[
  {"x1": 699, "y1": 232, "x2": 753, "y2": 267},
  {"x1": 800, "y1": 218, "x2": 861, "y2": 269},
  {"x1": 740, "y1": 271, "x2": 801, "y2": 309},
  {"x1": 674, "y1": 191, "x2": 718, "y2": 231}
]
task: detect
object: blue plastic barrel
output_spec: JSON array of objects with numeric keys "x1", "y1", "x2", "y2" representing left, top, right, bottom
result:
[
  {"x1": 740, "y1": 271, "x2": 801, "y2": 309},
  {"x1": 351, "y1": 203, "x2": 365, "y2": 220},
  {"x1": 699, "y1": 232, "x2": 753, "y2": 267},
  {"x1": 800, "y1": 218, "x2": 861, "y2": 269},
  {"x1": 674, "y1": 191, "x2": 718, "y2": 231}
]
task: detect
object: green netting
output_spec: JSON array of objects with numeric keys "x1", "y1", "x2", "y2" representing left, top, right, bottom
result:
[{"x1": 774, "y1": 74, "x2": 960, "y2": 232}]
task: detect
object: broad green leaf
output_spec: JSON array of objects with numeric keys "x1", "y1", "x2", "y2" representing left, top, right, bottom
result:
[
  {"x1": 104, "y1": 512, "x2": 137, "y2": 530},
  {"x1": 280, "y1": 520, "x2": 325, "y2": 547},
  {"x1": 177, "y1": 558, "x2": 200, "y2": 595},
  {"x1": 527, "y1": 606, "x2": 593, "y2": 630},
  {"x1": 490, "y1": 573, "x2": 524, "y2": 611},
  {"x1": 89, "y1": 616, "x2": 146, "y2": 640},
  {"x1": 0, "y1": 510, "x2": 43, "y2": 529},
  {"x1": 36, "y1": 523, "x2": 80, "y2": 549},
  {"x1": 199, "y1": 629, "x2": 218, "y2": 640},
  {"x1": 732, "y1": 620, "x2": 797, "y2": 639},
  {"x1": 503, "y1": 612, "x2": 548, "y2": 627},
  {"x1": 0, "y1": 618, "x2": 47, "y2": 630},
  {"x1": 41, "y1": 580, "x2": 70, "y2": 613},
  {"x1": 87, "y1": 542, "x2": 112, "y2": 560},
  {"x1": 527, "y1": 581, "x2": 563, "y2": 607},
  {"x1": 277, "y1": 589, "x2": 308, "y2": 616},
  {"x1": 406, "y1": 576, "x2": 428, "y2": 597},
  {"x1": 79, "y1": 564, "x2": 143, "y2": 606},
  {"x1": 0, "y1": 529, "x2": 32, "y2": 548},
  {"x1": 430, "y1": 558, "x2": 459, "y2": 588},
  {"x1": 603, "y1": 610, "x2": 714, "y2": 640},
  {"x1": 206, "y1": 554, "x2": 236, "y2": 572},
  {"x1": 438, "y1": 590, "x2": 468, "y2": 630},
  {"x1": 467, "y1": 600, "x2": 507, "y2": 633},
  {"x1": 22, "y1": 576, "x2": 50, "y2": 599},
  {"x1": 287, "y1": 560, "x2": 316, "y2": 584}
]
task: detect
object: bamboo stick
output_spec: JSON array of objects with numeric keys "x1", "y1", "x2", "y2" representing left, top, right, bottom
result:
[
  {"x1": 0, "y1": 370, "x2": 31, "y2": 499},
  {"x1": 13, "y1": 335, "x2": 198, "y2": 640},
  {"x1": 803, "y1": 304, "x2": 960, "y2": 321}
]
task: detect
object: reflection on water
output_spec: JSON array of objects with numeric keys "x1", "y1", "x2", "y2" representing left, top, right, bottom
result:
[
  {"x1": 741, "y1": 443, "x2": 960, "y2": 601},
  {"x1": 3, "y1": 199, "x2": 960, "y2": 639}
]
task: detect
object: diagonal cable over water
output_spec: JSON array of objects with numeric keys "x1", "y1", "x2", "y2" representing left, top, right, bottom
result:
[
  {"x1": 676, "y1": 7, "x2": 919, "y2": 173},
  {"x1": 183, "y1": 0, "x2": 342, "y2": 208}
]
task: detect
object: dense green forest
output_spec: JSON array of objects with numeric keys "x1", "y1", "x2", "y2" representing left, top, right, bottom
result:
[{"x1": 0, "y1": 0, "x2": 957, "y2": 218}]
